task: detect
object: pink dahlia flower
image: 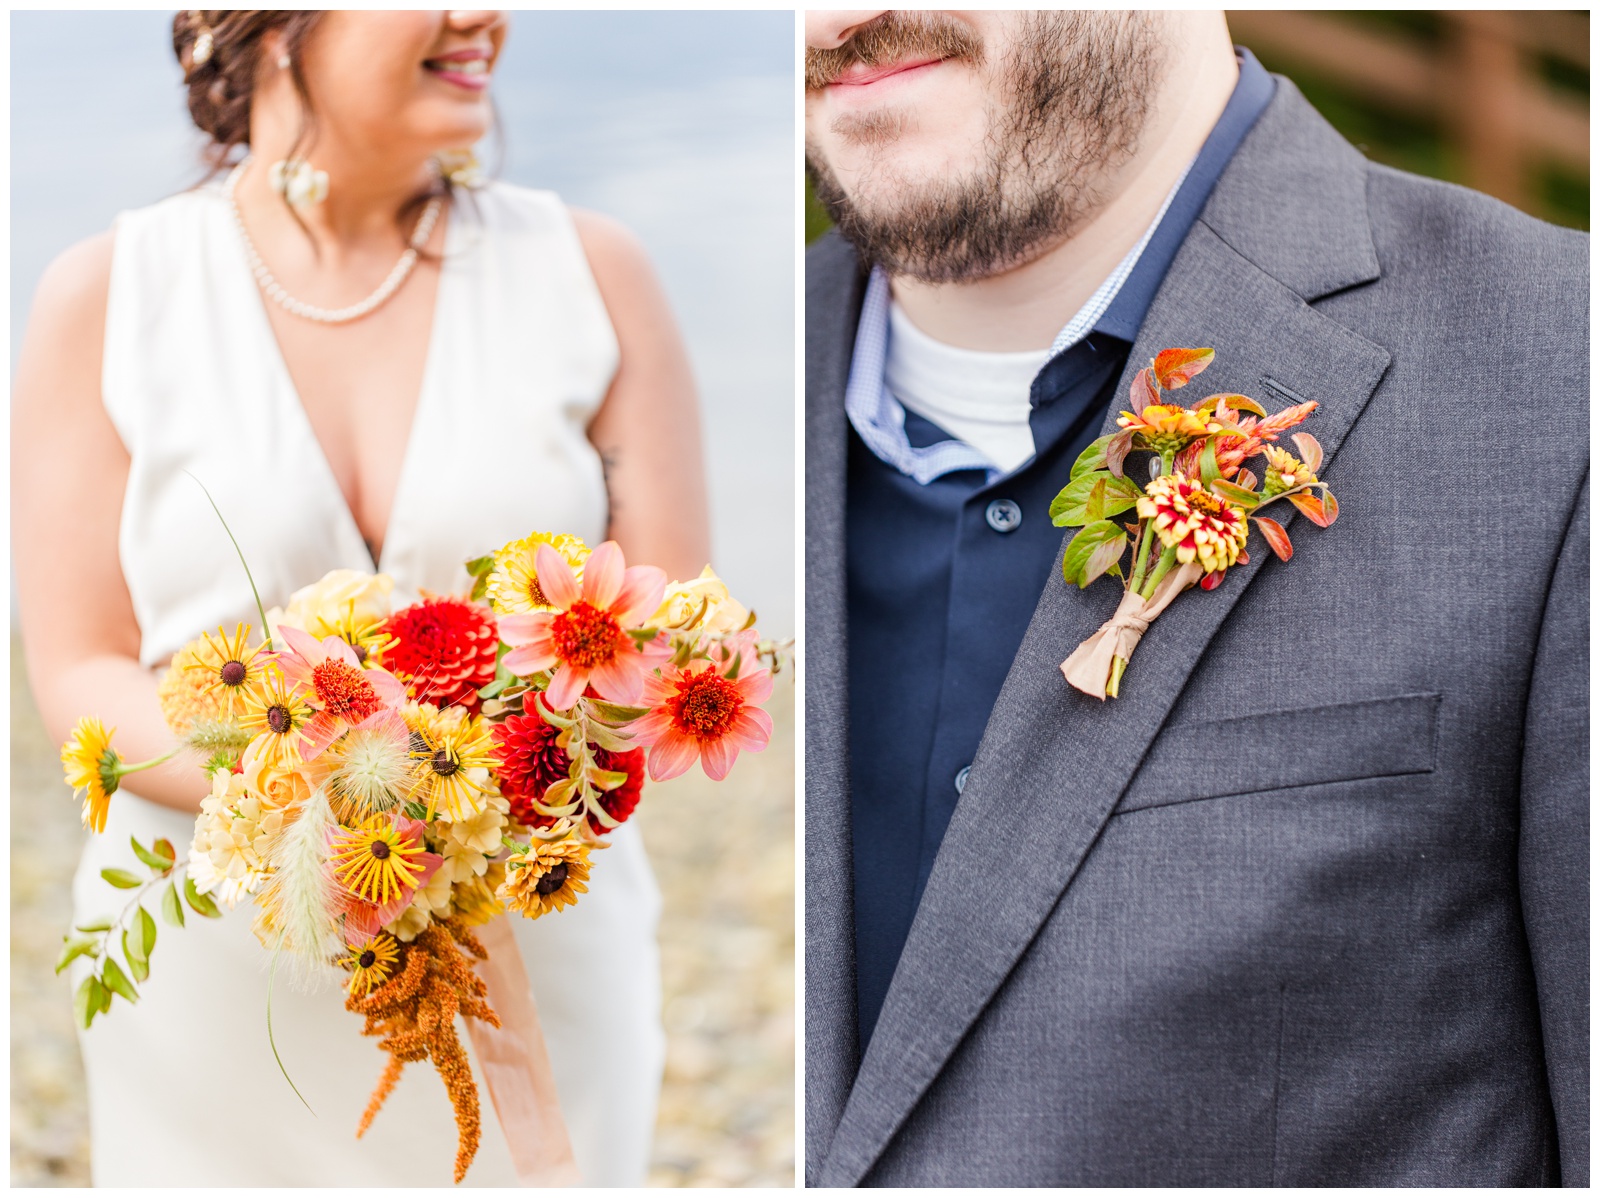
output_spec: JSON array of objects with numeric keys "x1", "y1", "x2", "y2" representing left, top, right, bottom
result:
[
  {"x1": 497, "y1": 541, "x2": 667, "y2": 710},
  {"x1": 631, "y1": 654, "x2": 773, "y2": 782},
  {"x1": 272, "y1": 624, "x2": 408, "y2": 760}
]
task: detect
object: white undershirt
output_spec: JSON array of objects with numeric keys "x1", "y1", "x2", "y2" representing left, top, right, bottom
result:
[{"x1": 884, "y1": 300, "x2": 1052, "y2": 475}]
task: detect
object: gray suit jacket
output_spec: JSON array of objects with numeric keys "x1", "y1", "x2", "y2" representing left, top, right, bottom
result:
[{"x1": 805, "y1": 80, "x2": 1588, "y2": 1186}]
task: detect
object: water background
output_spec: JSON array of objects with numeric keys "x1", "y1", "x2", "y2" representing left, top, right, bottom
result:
[{"x1": 10, "y1": 10, "x2": 796, "y2": 634}]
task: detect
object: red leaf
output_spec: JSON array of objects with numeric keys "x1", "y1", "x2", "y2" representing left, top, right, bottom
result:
[
  {"x1": 1200, "y1": 568, "x2": 1226, "y2": 591},
  {"x1": 1321, "y1": 490, "x2": 1340, "y2": 525},
  {"x1": 1129, "y1": 367, "x2": 1159, "y2": 414},
  {"x1": 1234, "y1": 468, "x2": 1259, "y2": 491},
  {"x1": 1256, "y1": 516, "x2": 1293, "y2": 561},
  {"x1": 1152, "y1": 347, "x2": 1214, "y2": 390},
  {"x1": 1288, "y1": 491, "x2": 1332, "y2": 528},
  {"x1": 1105, "y1": 430, "x2": 1134, "y2": 478},
  {"x1": 1290, "y1": 432, "x2": 1324, "y2": 473},
  {"x1": 1237, "y1": 546, "x2": 1250, "y2": 566}
]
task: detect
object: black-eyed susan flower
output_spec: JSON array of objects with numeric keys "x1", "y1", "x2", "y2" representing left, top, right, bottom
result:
[
  {"x1": 1136, "y1": 475, "x2": 1250, "y2": 576},
  {"x1": 185, "y1": 623, "x2": 269, "y2": 718},
  {"x1": 329, "y1": 814, "x2": 433, "y2": 907},
  {"x1": 238, "y1": 667, "x2": 315, "y2": 773},
  {"x1": 498, "y1": 837, "x2": 592, "y2": 920},
  {"x1": 342, "y1": 932, "x2": 401, "y2": 996},
  {"x1": 405, "y1": 703, "x2": 496, "y2": 820}
]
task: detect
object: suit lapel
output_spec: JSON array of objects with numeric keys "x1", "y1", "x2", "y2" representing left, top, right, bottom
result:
[
  {"x1": 820, "y1": 84, "x2": 1392, "y2": 1185},
  {"x1": 803, "y1": 236, "x2": 870, "y2": 1179}
]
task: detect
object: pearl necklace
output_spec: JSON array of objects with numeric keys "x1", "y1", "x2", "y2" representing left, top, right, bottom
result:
[{"x1": 225, "y1": 160, "x2": 443, "y2": 324}]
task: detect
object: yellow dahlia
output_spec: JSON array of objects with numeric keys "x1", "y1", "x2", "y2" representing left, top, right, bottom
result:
[
  {"x1": 485, "y1": 531, "x2": 590, "y2": 616},
  {"x1": 342, "y1": 933, "x2": 401, "y2": 996},
  {"x1": 1263, "y1": 445, "x2": 1318, "y2": 496},
  {"x1": 185, "y1": 623, "x2": 269, "y2": 718},
  {"x1": 404, "y1": 703, "x2": 496, "y2": 821},
  {"x1": 1117, "y1": 403, "x2": 1217, "y2": 455},
  {"x1": 498, "y1": 837, "x2": 592, "y2": 920},
  {"x1": 157, "y1": 641, "x2": 227, "y2": 735},
  {"x1": 329, "y1": 815, "x2": 432, "y2": 907},
  {"x1": 239, "y1": 667, "x2": 315, "y2": 773},
  {"x1": 61, "y1": 717, "x2": 121, "y2": 833},
  {"x1": 1136, "y1": 475, "x2": 1250, "y2": 575}
]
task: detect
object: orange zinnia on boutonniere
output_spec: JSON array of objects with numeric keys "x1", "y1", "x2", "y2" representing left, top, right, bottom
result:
[{"x1": 1050, "y1": 347, "x2": 1341, "y2": 699}]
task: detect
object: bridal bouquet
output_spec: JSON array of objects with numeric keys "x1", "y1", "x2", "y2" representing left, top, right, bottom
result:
[
  {"x1": 1053, "y1": 347, "x2": 1339, "y2": 699},
  {"x1": 59, "y1": 530, "x2": 782, "y2": 1182}
]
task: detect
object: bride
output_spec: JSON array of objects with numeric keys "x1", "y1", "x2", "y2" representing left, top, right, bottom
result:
[{"x1": 12, "y1": 10, "x2": 709, "y2": 1186}]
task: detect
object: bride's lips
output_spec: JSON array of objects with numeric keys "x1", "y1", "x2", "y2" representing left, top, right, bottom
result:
[{"x1": 423, "y1": 47, "x2": 492, "y2": 92}]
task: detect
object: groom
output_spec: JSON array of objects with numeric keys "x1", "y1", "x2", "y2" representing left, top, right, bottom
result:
[{"x1": 805, "y1": 10, "x2": 1587, "y2": 1187}]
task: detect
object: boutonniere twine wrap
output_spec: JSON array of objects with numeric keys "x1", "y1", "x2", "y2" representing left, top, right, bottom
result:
[
  {"x1": 57, "y1": 516, "x2": 788, "y2": 1183},
  {"x1": 1053, "y1": 347, "x2": 1339, "y2": 699}
]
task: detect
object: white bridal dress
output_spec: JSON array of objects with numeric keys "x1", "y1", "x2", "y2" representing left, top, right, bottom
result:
[{"x1": 69, "y1": 179, "x2": 664, "y2": 1186}]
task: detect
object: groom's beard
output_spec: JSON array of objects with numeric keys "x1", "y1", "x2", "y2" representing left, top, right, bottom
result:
[{"x1": 806, "y1": 12, "x2": 1166, "y2": 284}]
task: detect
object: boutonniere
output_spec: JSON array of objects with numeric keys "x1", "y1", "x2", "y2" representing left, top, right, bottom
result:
[{"x1": 1051, "y1": 347, "x2": 1339, "y2": 699}]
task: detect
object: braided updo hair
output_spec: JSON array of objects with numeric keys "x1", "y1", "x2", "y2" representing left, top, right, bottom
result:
[{"x1": 173, "y1": 10, "x2": 324, "y2": 171}]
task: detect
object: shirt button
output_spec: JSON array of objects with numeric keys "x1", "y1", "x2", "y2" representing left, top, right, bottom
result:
[
  {"x1": 955, "y1": 765, "x2": 971, "y2": 794},
  {"x1": 985, "y1": 499, "x2": 1023, "y2": 533}
]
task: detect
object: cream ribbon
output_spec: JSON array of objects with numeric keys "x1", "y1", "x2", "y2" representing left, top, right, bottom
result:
[
  {"x1": 1060, "y1": 561, "x2": 1204, "y2": 699},
  {"x1": 466, "y1": 917, "x2": 583, "y2": 1186}
]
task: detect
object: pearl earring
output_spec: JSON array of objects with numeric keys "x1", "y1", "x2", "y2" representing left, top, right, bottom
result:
[{"x1": 277, "y1": 52, "x2": 291, "y2": 70}]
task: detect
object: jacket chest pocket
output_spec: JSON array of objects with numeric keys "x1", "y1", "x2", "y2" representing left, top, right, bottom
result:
[{"x1": 1115, "y1": 692, "x2": 1441, "y2": 814}]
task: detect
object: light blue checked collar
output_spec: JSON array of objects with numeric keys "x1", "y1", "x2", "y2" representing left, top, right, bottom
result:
[{"x1": 843, "y1": 161, "x2": 1192, "y2": 486}]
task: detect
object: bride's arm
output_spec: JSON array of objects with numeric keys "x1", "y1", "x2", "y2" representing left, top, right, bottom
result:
[
  {"x1": 572, "y1": 209, "x2": 712, "y2": 583},
  {"x1": 13, "y1": 232, "x2": 203, "y2": 812}
]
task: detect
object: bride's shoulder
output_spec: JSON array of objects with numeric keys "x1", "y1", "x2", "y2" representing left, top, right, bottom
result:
[{"x1": 472, "y1": 182, "x2": 660, "y2": 305}]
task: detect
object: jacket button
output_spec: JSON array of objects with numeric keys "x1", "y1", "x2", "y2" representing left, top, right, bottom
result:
[
  {"x1": 955, "y1": 765, "x2": 971, "y2": 794},
  {"x1": 985, "y1": 499, "x2": 1022, "y2": 533}
]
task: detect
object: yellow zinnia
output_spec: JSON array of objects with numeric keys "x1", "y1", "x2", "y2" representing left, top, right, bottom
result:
[{"x1": 485, "y1": 532, "x2": 589, "y2": 616}]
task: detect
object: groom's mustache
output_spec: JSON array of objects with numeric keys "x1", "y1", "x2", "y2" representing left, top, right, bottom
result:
[{"x1": 804, "y1": 11, "x2": 984, "y2": 91}]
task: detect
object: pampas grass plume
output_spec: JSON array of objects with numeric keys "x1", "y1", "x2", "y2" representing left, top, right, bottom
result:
[{"x1": 261, "y1": 786, "x2": 343, "y2": 988}]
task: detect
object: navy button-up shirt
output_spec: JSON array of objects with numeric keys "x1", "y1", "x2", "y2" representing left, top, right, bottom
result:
[{"x1": 846, "y1": 50, "x2": 1276, "y2": 1048}]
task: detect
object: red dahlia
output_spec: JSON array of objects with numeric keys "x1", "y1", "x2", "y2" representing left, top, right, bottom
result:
[
  {"x1": 491, "y1": 708, "x2": 645, "y2": 834},
  {"x1": 380, "y1": 596, "x2": 499, "y2": 715}
]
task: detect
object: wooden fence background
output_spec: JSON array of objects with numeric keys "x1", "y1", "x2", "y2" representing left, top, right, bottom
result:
[{"x1": 1229, "y1": 10, "x2": 1588, "y2": 228}]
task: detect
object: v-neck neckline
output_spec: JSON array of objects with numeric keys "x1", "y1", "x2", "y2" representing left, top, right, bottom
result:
[{"x1": 217, "y1": 180, "x2": 460, "y2": 574}]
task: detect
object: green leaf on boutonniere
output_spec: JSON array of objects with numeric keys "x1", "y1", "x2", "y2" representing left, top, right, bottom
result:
[
  {"x1": 1050, "y1": 470, "x2": 1142, "y2": 528},
  {"x1": 75, "y1": 975, "x2": 103, "y2": 1029},
  {"x1": 1062, "y1": 520, "x2": 1128, "y2": 588},
  {"x1": 100, "y1": 957, "x2": 138, "y2": 1004},
  {"x1": 1199, "y1": 440, "x2": 1221, "y2": 488},
  {"x1": 161, "y1": 881, "x2": 185, "y2": 929},
  {"x1": 1211, "y1": 479, "x2": 1261, "y2": 510},
  {"x1": 1070, "y1": 432, "x2": 1137, "y2": 480}
]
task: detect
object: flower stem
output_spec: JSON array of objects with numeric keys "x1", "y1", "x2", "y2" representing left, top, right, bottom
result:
[
  {"x1": 1141, "y1": 547, "x2": 1179, "y2": 601},
  {"x1": 1128, "y1": 519, "x2": 1156, "y2": 594},
  {"x1": 1107, "y1": 656, "x2": 1128, "y2": 699},
  {"x1": 119, "y1": 747, "x2": 181, "y2": 778}
]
